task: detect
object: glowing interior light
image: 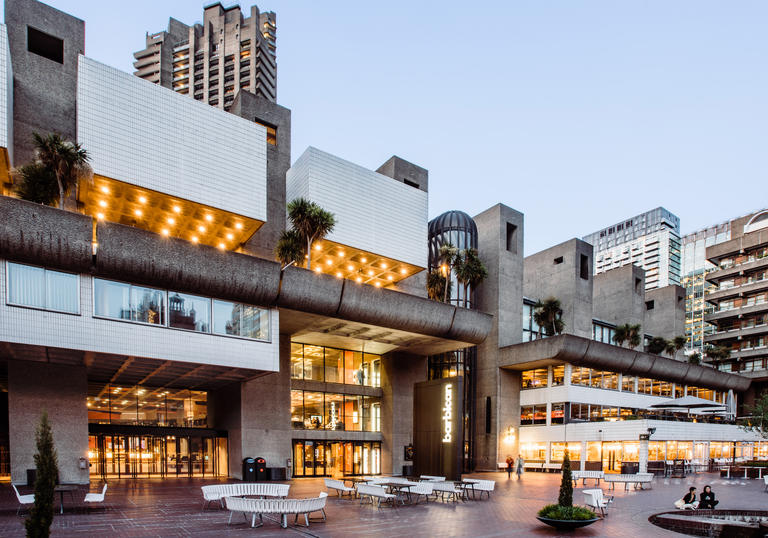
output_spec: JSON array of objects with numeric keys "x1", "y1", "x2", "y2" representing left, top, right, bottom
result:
[
  {"x1": 205, "y1": 214, "x2": 213, "y2": 222},
  {"x1": 218, "y1": 242, "x2": 225, "y2": 249},
  {"x1": 387, "y1": 275, "x2": 393, "y2": 281},
  {"x1": 138, "y1": 196, "x2": 147, "y2": 204},
  {"x1": 375, "y1": 282, "x2": 381, "y2": 287},
  {"x1": 167, "y1": 217, "x2": 175, "y2": 225},
  {"x1": 191, "y1": 236, "x2": 198, "y2": 243},
  {"x1": 347, "y1": 265, "x2": 354, "y2": 271},
  {"x1": 98, "y1": 200, "x2": 107, "y2": 208},
  {"x1": 96, "y1": 212, "x2": 104, "y2": 220},
  {"x1": 400, "y1": 268, "x2": 407, "y2": 275},
  {"x1": 361, "y1": 257, "x2": 367, "y2": 263},
  {"x1": 314, "y1": 244, "x2": 322, "y2": 251},
  {"x1": 326, "y1": 259, "x2": 332, "y2": 265},
  {"x1": 100, "y1": 186, "x2": 109, "y2": 194},
  {"x1": 339, "y1": 251, "x2": 345, "y2": 257},
  {"x1": 368, "y1": 270, "x2": 374, "y2": 276},
  {"x1": 226, "y1": 233, "x2": 234, "y2": 240},
  {"x1": 198, "y1": 225, "x2": 206, "y2": 233},
  {"x1": 161, "y1": 229, "x2": 169, "y2": 236},
  {"x1": 235, "y1": 222, "x2": 243, "y2": 229},
  {"x1": 172, "y1": 205, "x2": 181, "y2": 214},
  {"x1": 356, "y1": 276, "x2": 362, "y2": 283},
  {"x1": 314, "y1": 267, "x2": 322, "y2": 273},
  {"x1": 336, "y1": 272, "x2": 342, "y2": 278},
  {"x1": 134, "y1": 209, "x2": 143, "y2": 217},
  {"x1": 381, "y1": 262, "x2": 388, "y2": 268}
]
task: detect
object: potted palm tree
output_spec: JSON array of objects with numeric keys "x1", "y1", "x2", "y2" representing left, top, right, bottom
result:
[
  {"x1": 533, "y1": 297, "x2": 564, "y2": 336},
  {"x1": 426, "y1": 269, "x2": 450, "y2": 301},
  {"x1": 454, "y1": 248, "x2": 488, "y2": 309},
  {"x1": 438, "y1": 243, "x2": 459, "y2": 303},
  {"x1": 537, "y1": 452, "x2": 599, "y2": 530},
  {"x1": 274, "y1": 198, "x2": 335, "y2": 270}
]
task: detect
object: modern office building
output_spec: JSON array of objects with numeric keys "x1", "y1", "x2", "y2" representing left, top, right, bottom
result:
[
  {"x1": 703, "y1": 210, "x2": 768, "y2": 411},
  {"x1": 583, "y1": 207, "x2": 682, "y2": 291},
  {"x1": 133, "y1": 2, "x2": 277, "y2": 110}
]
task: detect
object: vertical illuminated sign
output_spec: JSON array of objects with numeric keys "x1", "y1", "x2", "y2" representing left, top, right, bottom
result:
[{"x1": 442, "y1": 383, "x2": 453, "y2": 443}]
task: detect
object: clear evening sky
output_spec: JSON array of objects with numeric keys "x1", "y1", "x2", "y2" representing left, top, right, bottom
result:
[{"x1": 6, "y1": 1, "x2": 765, "y2": 254}]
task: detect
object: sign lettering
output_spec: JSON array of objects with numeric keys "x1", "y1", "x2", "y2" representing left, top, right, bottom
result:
[{"x1": 442, "y1": 384, "x2": 453, "y2": 443}]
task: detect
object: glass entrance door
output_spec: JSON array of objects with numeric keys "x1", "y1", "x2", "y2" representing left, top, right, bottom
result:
[{"x1": 602, "y1": 442, "x2": 622, "y2": 473}]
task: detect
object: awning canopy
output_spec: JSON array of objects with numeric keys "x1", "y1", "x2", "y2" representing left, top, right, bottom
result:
[{"x1": 648, "y1": 396, "x2": 727, "y2": 410}]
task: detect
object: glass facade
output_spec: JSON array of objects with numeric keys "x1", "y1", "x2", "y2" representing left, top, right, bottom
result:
[
  {"x1": 292, "y1": 440, "x2": 380, "y2": 477},
  {"x1": 290, "y1": 390, "x2": 381, "y2": 432},
  {"x1": 290, "y1": 343, "x2": 381, "y2": 387},
  {"x1": 427, "y1": 210, "x2": 479, "y2": 308},
  {"x1": 7, "y1": 262, "x2": 79, "y2": 314},
  {"x1": 93, "y1": 278, "x2": 269, "y2": 340},
  {"x1": 522, "y1": 300, "x2": 542, "y2": 342},
  {"x1": 88, "y1": 384, "x2": 208, "y2": 428},
  {"x1": 592, "y1": 321, "x2": 616, "y2": 344}
]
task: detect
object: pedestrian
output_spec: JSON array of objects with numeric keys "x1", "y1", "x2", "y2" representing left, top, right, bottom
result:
[
  {"x1": 515, "y1": 454, "x2": 524, "y2": 479},
  {"x1": 699, "y1": 485, "x2": 719, "y2": 509},
  {"x1": 674, "y1": 486, "x2": 698, "y2": 509},
  {"x1": 505, "y1": 455, "x2": 514, "y2": 479}
]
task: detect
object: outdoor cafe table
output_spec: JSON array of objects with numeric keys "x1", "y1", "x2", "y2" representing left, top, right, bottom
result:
[
  {"x1": 455, "y1": 480, "x2": 476, "y2": 501},
  {"x1": 379, "y1": 482, "x2": 415, "y2": 504},
  {"x1": 54, "y1": 484, "x2": 78, "y2": 514}
]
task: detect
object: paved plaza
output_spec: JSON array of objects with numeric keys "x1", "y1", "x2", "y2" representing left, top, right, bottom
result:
[{"x1": 0, "y1": 471, "x2": 766, "y2": 536}]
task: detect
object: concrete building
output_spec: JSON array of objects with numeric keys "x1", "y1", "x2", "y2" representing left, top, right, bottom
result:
[
  {"x1": 133, "y1": 3, "x2": 277, "y2": 110},
  {"x1": 703, "y1": 210, "x2": 768, "y2": 412},
  {"x1": 583, "y1": 207, "x2": 682, "y2": 291}
]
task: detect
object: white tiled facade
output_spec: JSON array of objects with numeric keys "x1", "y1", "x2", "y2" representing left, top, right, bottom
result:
[
  {"x1": 77, "y1": 56, "x2": 267, "y2": 221},
  {"x1": 0, "y1": 24, "x2": 12, "y2": 161},
  {"x1": 286, "y1": 147, "x2": 428, "y2": 268},
  {"x1": 0, "y1": 260, "x2": 279, "y2": 371}
]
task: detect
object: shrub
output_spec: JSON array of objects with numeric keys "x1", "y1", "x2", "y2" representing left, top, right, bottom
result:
[
  {"x1": 538, "y1": 504, "x2": 596, "y2": 520},
  {"x1": 558, "y1": 452, "x2": 573, "y2": 507},
  {"x1": 25, "y1": 411, "x2": 59, "y2": 538}
]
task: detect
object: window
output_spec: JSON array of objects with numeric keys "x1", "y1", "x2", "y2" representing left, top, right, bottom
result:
[
  {"x1": 553, "y1": 256, "x2": 564, "y2": 265},
  {"x1": 27, "y1": 26, "x2": 63, "y2": 63},
  {"x1": 289, "y1": 344, "x2": 380, "y2": 387},
  {"x1": 522, "y1": 301, "x2": 540, "y2": 342},
  {"x1": 571, "y1": 366, "x2": 590, "y2": 386},
  {"x1": 7, "y1": 262, "x2": 79, "y2": 314},
  {"x1": 520, "y1": 405, "x2": 546, "y2": 425},
  {"x1": 645, "y1": 300, "x2": 655, "y2": 310},
  {"x1": 94, "y1": 279, "x2": 164, "y2": 325},
  {"x1": 212, "y1": 300, "x2": 269, "y2": 340},
  {"x1": 621, "y1": 375, "x2": 635, "y2": 392},
  {"x1": 550, "y1": 403, "x2": 565, "y2": 424},
  {"x1": 580, "y1": 254, "x2": 589, "y2": 279},
  {"x1": 521, "y1": 368, "x2": 547, "y2": 389},
  {"x1": 552, "y1": 365, "x2": 565, "y2": 386},
  {"x1": 168, "y1": 292, "x2": 210, "y2": 332},
  {"x1": 506, "y1": 223, "x2": 517, "y2": 253},
  {"x1": 551, "y1": 442, "x2": 581, "y2": 462}
]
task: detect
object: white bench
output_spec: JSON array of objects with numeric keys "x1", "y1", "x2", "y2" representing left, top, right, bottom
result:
[
  {"x1": 463, "y1": 478, "x2": 495, "y2": 499},
  {"x1": 408, "y1": 482, "x2": 434, "y2": 503},
  {"x1": 543, "y1": 463, "x2": 562, "y2": 472},
  {"x1": 357, "y1": 484, "x2": 397, "y2": 508},
  {"x1": 603, "y1": 473, "x2": 654, "y2": 491},
  {"x1": 201, "y1": 483, "x2": 290, "y2": 510},
  {"x1": 764, "y1": 475, "x2": 768, "y2": 491},
  {"x1": 225, "y1": 492, "x2": 327, "y2": 528},
  {"x1": 323, "y1": 478, "x2": 355, "y2": 497},
  {"x1": 583, "y1": 488, "x2": 613, "y2": 517},
  {"x1": 420, "y1": 475, "x2": 445, "y2": 481},
  {"x1": 523, "y1": 462, "x2": 543, "y2": 471},
  {"x1": 497, "y1": 462, "x2": 508, "y2": 470},
  {"x1": 571, "y1": 470, "x2": 604, "y2": 486}
]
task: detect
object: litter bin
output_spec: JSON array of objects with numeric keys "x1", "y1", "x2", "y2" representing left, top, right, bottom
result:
[
  {"x1": 402, "y1": 465, "x2": 413, "y2": 477},
  {"x1": 255, "y1": 457, "x2": 267, "y2": 482},
  {"x1": 242, "y1": 457, "x2": 256, "y2": 482}
]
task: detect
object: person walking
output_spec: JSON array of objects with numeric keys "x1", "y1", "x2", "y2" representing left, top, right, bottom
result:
[
  {"x1": 515, "y1": 454, "x2": 525, "y2": 479},
  {"x1": 505, "y1": 455, "x2": 514, "y2": 479},
  {"x1": 699, "y1": 486, "x2": 719, "y2": 509}
]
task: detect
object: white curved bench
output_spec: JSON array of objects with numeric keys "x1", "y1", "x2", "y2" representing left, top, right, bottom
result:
[
  {"x1": 201, "y1": 483, "x2": 290, "y2": 510},
  {"x1": 226, "y1": 492, "x2": 328, "y2": 528},
  {"x1": 572, "y1": 470, "x2": 604, "y2": 486}
]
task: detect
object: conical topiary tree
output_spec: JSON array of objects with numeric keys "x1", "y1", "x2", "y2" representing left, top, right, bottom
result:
[
  {"x1": 26, "y1": 411, "x2": 59, "y2": 538},
  {"x1": 558, "y1": 451, "x2": 573, "y2": 507}
]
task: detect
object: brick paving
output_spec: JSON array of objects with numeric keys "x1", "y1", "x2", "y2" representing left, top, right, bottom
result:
[{"x1": 0, "y1": 471, "x2": 765, "y2": 536}]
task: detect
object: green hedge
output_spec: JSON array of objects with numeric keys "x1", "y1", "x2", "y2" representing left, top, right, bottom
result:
[{"x1": 538, "y1": 504, "x2": 596, "y2": 520}]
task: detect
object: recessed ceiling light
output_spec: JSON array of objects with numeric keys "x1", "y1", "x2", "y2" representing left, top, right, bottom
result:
[
  {"x1": 368, "y1": 270, "x2": 374, "y2": 276},
  {"x1": 235, "y1": 222, "x2": 243, "y2": 230},
  {"x1": 381, "y1": 262, "x2": 388, "y2": 268},
  {"x1": 336, "y1": 272, "x2": 342, "y2": 278},
  {"x1": 134, "y1": 209, "x2": 143, "y2": 217},
  {"x1": 198, "y1": 225, "x2": 206, "y2": 233},
  {"x1": 314, "y1": 267, "x2": 321, "y2": 273},
  {"x1": 191, "y1": 236, "x2": 198, "y2": 243},
  {"x1": 226, "y1": 233, "x2": 234, "y2": 240},
  {"x1": 361, "y1": 257, "x2": 367, "y2": 263},
  {"x1": 167, "y1": 217, "x2": 175, "y2": 225},
  {"x1": 100, "y1": 186, "x2": 109, "y2": 194},
  {"x1": 161, "y1": 229, "x2": 169, "y2": 236},
  {"x1": 326, "y1": 259, "x2": 332, "y2": 265},
  {"x1": 218, "y1": 242, "x2": 225, "y2": 249},
  {"x1": 339, "y1": 251, "x2": 345, "y2": 257},
  {"x1": 172, "y1": 205, "x2": 181, "y2": 213},
  {"x1": 347, "y1": 265, "x2": 354, "y2": 271},
  {"x1": 138, "y1": 196, "x2": 147, "y2": 204},
  {"x1": 356, "y1": 277, "x2": 362, "y2": 283},
  {"x1": 98, "y1": 200, "x2": 107, "y2": 208},
  {"x1": 314, "y1": 244, "x2": 322, "y2": 251},
  {"x1": 205, "y1": 214, "x2": 213, "y2": 222},
  {"x1": 375, "y1": 282, "x2": 381, "y2": 287},
  {"x1": 400, "y1": 268, "x2": 407, "y2": 275},
  {"x1": 96, "y1": 212, "x2": 104, "y2": 220},
  {"x1": 387, "y1": 275, "x2": 393, "y2": 281}
]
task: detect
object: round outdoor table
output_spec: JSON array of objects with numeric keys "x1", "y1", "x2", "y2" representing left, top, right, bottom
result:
[{"x1": 54, "y1": 484, "x2": 78, "y2": 514}]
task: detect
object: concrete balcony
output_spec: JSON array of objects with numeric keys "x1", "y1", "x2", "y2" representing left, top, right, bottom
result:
[
  {"x1": 705, "y1": 302, "x2": 768, "y2": 323},
  {"x1": 706, "y1": 278, "x2": 768, "y2": 302},
  {"x1": 706, "y1": 256, "x2": 768, "y2": 284}
]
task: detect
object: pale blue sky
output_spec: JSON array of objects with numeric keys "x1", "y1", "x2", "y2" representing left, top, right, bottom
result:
[{"x1": 6, "y1": 1, "x2": 766, "y2": 254}]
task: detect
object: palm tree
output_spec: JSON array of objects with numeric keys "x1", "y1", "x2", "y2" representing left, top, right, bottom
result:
[
  {"x1": 275, "y1": 229, "x2": 305, "y2": 269},
  {"x1": 687, "y1": 352, "x2": 701, "y2": 365},
  {"x1": 285, "y1": 198, "x2": 336, "y2": 270},
  {"x1": 533, "y1": 297, "x2": 564, "y2": 336},
  {"x1": 672, "y1": 336, "x2": 687, "y2": 354},
  {"x1": 613, "y1": 325, "x2": 628, "y2": 347},
  {"x1": 13, "y1": 162, "x2": 58, "y2": 205},
  {"x1": 31, "y1": 132, "x2": 91, "y2": 209},
  {"x1": 627, "y1": 324, "x2": 642, "y2": 349},
  {"x1": 613, "y1": 323, "x2": 642, "y2": 349},
  {"x1": 438, "y1": 243, "x2": 459, "y2": 303},
  {"x1": 427, "y1": 269, "x2": 450, "y2": 301},
  {"x1": 705, "y1": 345, "x2": 731, "y2": 361},
  {"x1": 454, "y1": 248, "x2": 488, "y2": 308}
]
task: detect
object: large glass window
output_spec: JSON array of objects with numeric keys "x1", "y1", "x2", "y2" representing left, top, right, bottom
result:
[
  {"x1": 521, "y1": 368, "x2": 547, "y2": 389},
  {"x1": 522, "y1": 301, "x2": 541, "y2": 342},
  {"x1": 551, "y1": 442, "x2": 581, "y2": 462},
  {"x1": 304, "y1": 391, "x2": 325, "y2": 430},
  {"x1": 325, "y1": 348, "x2": 343, "y2": 383},
  {"x1": 551, "y1": 403, "x2": 565, "y2": 424},
  {"x1": 520, "y1": 442, "x2": 547, "y2": 461},
  {"x1": 621, "y1": 375, "x2": 635, "y2": 392},
  {"x1": 302, "y1": 345, "x2": 325, "y2": 382},
  {"x1": 571, "y1": 367, "x2": 589, "y2": 386},
  {"x1": 521, "y1": 404, "x2": 546, "y2": 425},
  {"x1": 168, "y1": 292, "x2": 210, "y2": 332},
  {"x1": 290, "y1": 390, "x2": 380, "y2": 432},
  {"x1": 289, "y1": 344, "x2": 381, "y2": 387},
  {"x1": 87, "y1": 384, "x2": 207, "y2": 428},
  {"x1": 95, "y1": 279, "x2": 164, "y2": 324},
  {"x1": 291, "y1": 344, "x2": 304, "y2": 379},
  {"x1": 7, "y1": 262, "x2": 79, "y2": 314},
  {"x1": 552, "y1": 365, "x2": 565, "y2": 386},
  {"x1": 212, "y1": 300, "x2": 268, "y2": 339}
]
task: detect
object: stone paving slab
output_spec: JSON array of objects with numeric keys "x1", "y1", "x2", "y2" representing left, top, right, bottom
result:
[{"x1": 0, "y1": 472, "x2": 765, "y2": 536}]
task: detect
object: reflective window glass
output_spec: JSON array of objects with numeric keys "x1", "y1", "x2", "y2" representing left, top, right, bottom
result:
[
  {"x1": 168, "y1": 292, "x2": 210, "y2": 332},
  {"x1": 8, "y1": 262, "x2": 79, "y2": 313}
]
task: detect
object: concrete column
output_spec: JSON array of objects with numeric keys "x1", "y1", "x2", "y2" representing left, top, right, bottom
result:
[
  {"x1": 381, "y1": 352, "x2": 426, "y2": 475},
  {"x1": 8, "y1": 361, "x2": 89, "y2": 485},
  {"x1": 580, "y1": 441, "x2": 587, "y2": 471},
  {"x1": 639, "y1": 438, "x2": 649, "y2": 473}
]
